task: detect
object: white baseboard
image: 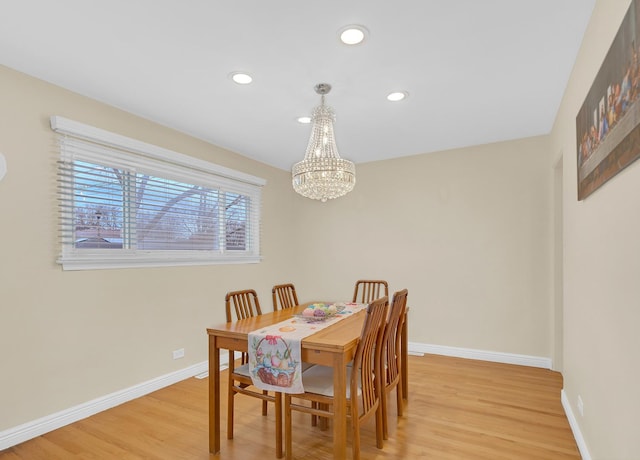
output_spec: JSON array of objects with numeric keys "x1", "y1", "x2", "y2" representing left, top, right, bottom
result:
[
  {"x1": 408, "y1": 342, "x2": 553, "y2": 369},
  {"x1": 561, "y1": 389, "x2": 591, "y2": 460},
  {"x1": 0, "y1": 360, "x2": 211, "y2": 451},
  {"x1": 0, "y1": 344, "x2": 553, "y2": 451}
]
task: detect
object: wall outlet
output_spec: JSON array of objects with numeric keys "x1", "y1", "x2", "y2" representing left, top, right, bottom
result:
[
  {"x1": 172, "y1": 348, "x2": 185, "y2": 360},
  {"x1": 577, "y1": 395, "x2": 584, "y2": 417}
]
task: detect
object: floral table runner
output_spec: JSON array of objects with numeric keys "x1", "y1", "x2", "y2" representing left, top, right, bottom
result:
[{"x1": 248, "y1": 302, "x2": 367, "y2": 394}]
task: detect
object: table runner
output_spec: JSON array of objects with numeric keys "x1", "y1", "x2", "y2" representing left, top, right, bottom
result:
[{"x1": 248, "y1": 302, "x2": 367, "y2": 394}]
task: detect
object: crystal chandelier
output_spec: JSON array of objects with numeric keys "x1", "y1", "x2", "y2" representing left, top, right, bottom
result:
[{"x1": 292, "y1": 83, "x2": 356, "y2": 202}]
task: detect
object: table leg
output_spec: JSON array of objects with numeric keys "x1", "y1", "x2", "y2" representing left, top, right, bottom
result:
[
  {"x1": 401, "y1": 310, "x2": 408, "y2": 401},
  {"x1": 333, "y1": 353, "x2": 348, "y2": 459},
  {"x1": 209, "y1": 335, "x2": 221, "y2": 454},
  {"x1": 275, "y1": 391, "x2": 283, "y2": 458}
]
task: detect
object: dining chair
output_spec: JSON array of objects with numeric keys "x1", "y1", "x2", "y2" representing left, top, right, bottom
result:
[
  {"x1": 272, "y1": 282, "x2": 322, "y2": 425},
  {"x1": 284, "y1": 296, "x2": 389, "y2": 460},
  {"x1": 225, "y1": 289, "x2": 283, "y2": 458},
  {"x1": 271, "y1": 283, "x2": 314, "y2": 370},
  {"x1": 272, "y1": 283, "x2": 299, "y2": 310},
  {"x1": 352, "y1": 279, "x2": 389, "y2": 303},
  {"x1": 380, "y1": 288, "x2": 408, "y2": 440}
]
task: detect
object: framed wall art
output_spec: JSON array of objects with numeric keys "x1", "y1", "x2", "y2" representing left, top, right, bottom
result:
[{"x1": 576, "y1": 0, "x2": 640, "y2": 200}]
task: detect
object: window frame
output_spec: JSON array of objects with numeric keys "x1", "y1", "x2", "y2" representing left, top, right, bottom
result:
[{"x1": 51, "y1": 116, "x2": 265, "y2": 271}]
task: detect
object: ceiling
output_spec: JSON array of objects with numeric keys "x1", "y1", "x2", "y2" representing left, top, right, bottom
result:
[{"x1": 0, "y1": 1, "x2": 595, "y2": 171}]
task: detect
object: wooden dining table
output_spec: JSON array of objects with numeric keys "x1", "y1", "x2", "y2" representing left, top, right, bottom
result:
[{"x1": 206, "y1": 301, "x2": 408, "y2": 459}]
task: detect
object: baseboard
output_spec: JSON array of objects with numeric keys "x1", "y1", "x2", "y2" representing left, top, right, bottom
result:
[
  {"x1": 561, "y1": 389, "x2": 591, "y2": 460},
  {"x1": 0, "y1": 359, "x2": 212, "y2": 451},
  {"x1": 408, "y1": 342, "x2": 553, "y2": 369}
]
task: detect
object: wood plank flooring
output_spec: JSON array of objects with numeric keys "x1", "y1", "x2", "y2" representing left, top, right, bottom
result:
[{"x1": 0, "y1": 354, "x2": 580, "y2": 459}]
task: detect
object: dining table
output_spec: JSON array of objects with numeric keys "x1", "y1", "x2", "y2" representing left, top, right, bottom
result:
[{"x1": 206, "y1": 301, "x2": 408, "y2": 459}]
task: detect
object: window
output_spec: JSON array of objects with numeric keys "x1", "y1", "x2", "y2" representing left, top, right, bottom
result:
[{"x1": 51, "y1": 116, "x2": 265, "y2": 270}]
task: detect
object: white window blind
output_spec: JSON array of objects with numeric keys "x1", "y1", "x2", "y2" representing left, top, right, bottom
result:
[{"x1": 51, "y1": 116, "x2": 265, "y2": 270}]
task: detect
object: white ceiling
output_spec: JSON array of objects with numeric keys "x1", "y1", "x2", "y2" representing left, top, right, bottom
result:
[{"x1": 0, "y1": 1, "x2": 595, "y2": 171}]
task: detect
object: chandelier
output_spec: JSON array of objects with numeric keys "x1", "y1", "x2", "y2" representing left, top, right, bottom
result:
[{"x1": 292, "y1": 83, "x2": 356, "y2": 202}]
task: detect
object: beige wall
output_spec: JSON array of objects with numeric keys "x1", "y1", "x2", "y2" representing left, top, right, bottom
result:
[
  {"x1": 291, "y1": 137, "x2": 555, "y2": 358},
  {"x1": 551, "y1": 0, "x2": 640, "y2": 458}
]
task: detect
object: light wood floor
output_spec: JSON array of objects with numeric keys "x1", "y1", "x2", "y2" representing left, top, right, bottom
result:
[{"x1": 0, "y1": 354, "x2": 580, "y2": 459}]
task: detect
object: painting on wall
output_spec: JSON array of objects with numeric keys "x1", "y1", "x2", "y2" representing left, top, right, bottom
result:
[{"x1": 576, "y1": 0, "x2": 640, "y2": 200}]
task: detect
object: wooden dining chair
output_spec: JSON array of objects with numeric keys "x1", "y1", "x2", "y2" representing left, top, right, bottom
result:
[
  {"x1": 284, "y1": 296, "x2": 389, "y2": 460},
  {"x1": 380, "y1": 288, "x2": 408, "y2": 439},
  {"x1": 352, "y1": 279, "x2": 389, "y2": 303},
  {"x1": 225, "y1": 289, "x2": 283, "y2": 457},
  {"x1": 271, "y1": 283, "x2": 314, "y2": 370},
  {"x1": 272, "y1": 283, "x2": 299, "y2": 310}
]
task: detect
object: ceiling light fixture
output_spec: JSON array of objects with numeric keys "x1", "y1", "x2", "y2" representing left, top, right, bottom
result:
[
  {"x1": 339, "y1": 25, "x2": 367, "y2": 45},
  {"x1": 387, "y1": 91, "x2": 408, "y2": 102},
  {"x1": 230, "y1": 72, "x2": 253, "y2": 84},
  {"x1": 297, "y1": 116, "x2": 311, "y2": 124},
  {"x1": 292, "y1": 83, "x2": 356, "y2": 202}
]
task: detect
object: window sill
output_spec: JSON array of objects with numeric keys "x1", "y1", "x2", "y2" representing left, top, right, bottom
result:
[{"x1": 57, "y1": 251, "x2": 261, "y2": 271}]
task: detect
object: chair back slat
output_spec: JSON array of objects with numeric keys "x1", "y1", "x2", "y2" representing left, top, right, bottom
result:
[
  {"x1": 272, "y1": 283, "x2": 299, "y2": 310},
  {"x1": 352, "y1": 280, "x2": 389, "y2": 304}
]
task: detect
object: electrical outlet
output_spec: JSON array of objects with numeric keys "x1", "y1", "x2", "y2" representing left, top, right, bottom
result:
[
  {"x1": 172, "y1": 348, "x2": 185, "y2": 360},
  {"x1": 577, "y1": 395, "x2": 584, "y2": 417}
]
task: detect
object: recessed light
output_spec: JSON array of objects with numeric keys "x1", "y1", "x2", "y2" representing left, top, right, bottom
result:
[
  {"x1": 230, "y1": 72, "x2": 253, "y2": 85},
  {"x1": 339, "y1": 25, "x2": 368, "y2": 45},
  {"x1": 387, "y1": 91, "x2": 408, "y2": 102},
  {"x1": 297, "y1": 116, "x2": 311, "y2": 124}
]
